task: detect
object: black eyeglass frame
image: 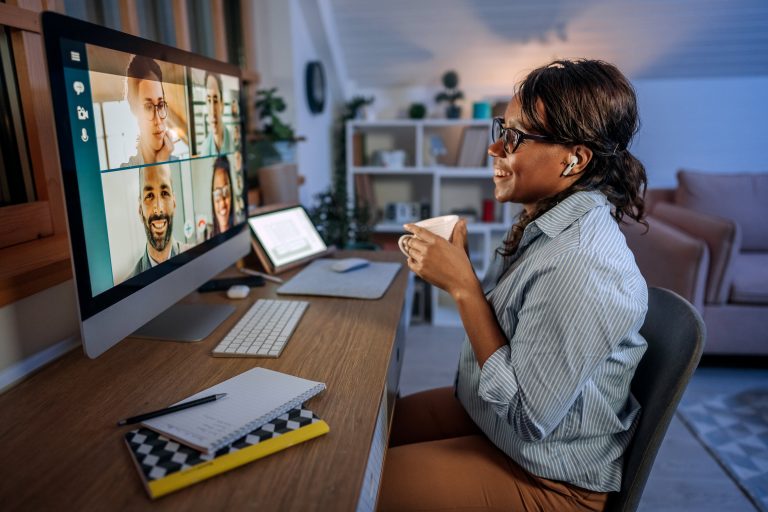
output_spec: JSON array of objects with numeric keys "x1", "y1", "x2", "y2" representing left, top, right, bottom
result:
[
  {"x1": 142, "y1": 100, "x2": 169, "y2": 121},
  {"x1": 492, "y1": 117, "x2": 553, "y2": 154}
]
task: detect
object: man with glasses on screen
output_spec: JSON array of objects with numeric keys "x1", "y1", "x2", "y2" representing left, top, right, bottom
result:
[
  {"x1": 121, "y1": 55, "x2": 176, "y2": 167},
  {"x1": 128, "y1": 164, "x2": 186, "y2": 278}
]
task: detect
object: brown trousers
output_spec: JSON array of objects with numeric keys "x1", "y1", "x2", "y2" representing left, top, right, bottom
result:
[{"x1": 377, "y1": 387, "x2": 607, "y2": 512}]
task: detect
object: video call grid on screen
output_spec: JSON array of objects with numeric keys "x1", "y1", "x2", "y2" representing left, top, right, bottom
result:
[{"x1": 63, "y1": 40, "x2": 246, "y2": 296}]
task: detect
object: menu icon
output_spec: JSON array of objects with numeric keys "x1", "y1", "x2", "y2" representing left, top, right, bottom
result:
[{"x1": 70, "y1": 50, "x2": 81, "y2": 62}]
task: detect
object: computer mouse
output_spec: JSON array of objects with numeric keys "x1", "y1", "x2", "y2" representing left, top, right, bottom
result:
[
  {"x1": 226, "y1": 284, "x2": 250, "y2": 299},
  {"x1": 331, "y1": 258, "x2": 370, "y2": 273}
]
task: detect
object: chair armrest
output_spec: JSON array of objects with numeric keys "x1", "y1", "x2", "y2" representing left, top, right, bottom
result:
[
  {"x1": 652, "y1": 203, "x2": 741, "y2": 305},
  {"x1": 621, "y1": 217, "x2": 709, "y2": 312}
]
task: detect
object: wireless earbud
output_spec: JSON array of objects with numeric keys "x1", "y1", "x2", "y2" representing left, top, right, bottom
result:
[{"x1": 562, "y1": 155, "x2": 578, "y2": 176}]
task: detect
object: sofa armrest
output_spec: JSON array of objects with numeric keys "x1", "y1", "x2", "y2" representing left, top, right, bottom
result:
[
  {"x1": 621, "y1": 216, "x2": 709, "y2": 312},
  {"x1": 644, "y1": 188, "x2": 675, "y2": 214},
  {"x1": 652, "y1": 202, "x2": 741, "y2": 305}
]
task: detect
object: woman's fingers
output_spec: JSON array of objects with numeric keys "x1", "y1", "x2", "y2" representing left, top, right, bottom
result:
[{"x1": 403, "y1": 223, "x2": 438, "y2": 243}]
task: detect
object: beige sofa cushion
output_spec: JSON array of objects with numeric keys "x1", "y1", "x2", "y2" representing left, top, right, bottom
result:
[
  {"x1": 729, "y1": 253, "x2": 768, "y2": 304},
  {"x1": 676, "y1": 170, "x2": 768, "y2": 251}
]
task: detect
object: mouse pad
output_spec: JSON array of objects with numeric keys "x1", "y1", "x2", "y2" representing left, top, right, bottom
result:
[{"x1": 276, "y1": 259, "x2": 402, "y2": 299}]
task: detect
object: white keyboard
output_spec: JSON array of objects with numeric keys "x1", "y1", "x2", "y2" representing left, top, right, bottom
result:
[{"x1": 212, "y1": 299, "x2": 309, "y2": 358}]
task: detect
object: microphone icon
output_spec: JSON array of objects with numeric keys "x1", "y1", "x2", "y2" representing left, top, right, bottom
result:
[{"x1": 81, "y1": 128, "x2": 89, "y2": 142}]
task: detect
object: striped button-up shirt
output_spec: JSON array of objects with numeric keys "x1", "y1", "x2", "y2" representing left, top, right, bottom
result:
[{"x1": 457, "y1": 190, "x2": 647, "y2": 492}]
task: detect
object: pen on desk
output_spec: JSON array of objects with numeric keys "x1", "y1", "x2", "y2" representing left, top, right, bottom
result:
[
  {"x1": 240, "y1": 267, "x2": 284, "y2": 284},
  {"x1": 116, "y1": 393, "x2": 227, "y2": 426}
]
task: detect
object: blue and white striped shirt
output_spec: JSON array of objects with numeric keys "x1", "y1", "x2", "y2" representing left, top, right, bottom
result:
[{"x1": 456, "y1": 190, "x2": 648, "y2": 492}]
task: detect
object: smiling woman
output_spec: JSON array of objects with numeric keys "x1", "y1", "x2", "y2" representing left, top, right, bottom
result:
[{"x1": 381, "y1": 59, "x2": 650, "y2": 512}]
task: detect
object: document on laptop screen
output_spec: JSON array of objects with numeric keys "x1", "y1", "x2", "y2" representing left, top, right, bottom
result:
[{"x1": 247, "y1": 206, "x2": 327, "y2": 268}]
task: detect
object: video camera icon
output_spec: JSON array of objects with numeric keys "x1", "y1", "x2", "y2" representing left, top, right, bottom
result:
[{"x1": 77, "y1": 106, "x2": 89, "y2": 120}]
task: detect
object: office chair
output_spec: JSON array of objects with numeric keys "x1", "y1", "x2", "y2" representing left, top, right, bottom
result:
[{"x1": 605, "y1": 287, "x2": 706, "y2": 512}]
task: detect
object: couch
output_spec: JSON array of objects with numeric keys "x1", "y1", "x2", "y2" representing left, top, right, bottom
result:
[{"x1": 621, "y1": 170, "x2": 768, "y2": 355}]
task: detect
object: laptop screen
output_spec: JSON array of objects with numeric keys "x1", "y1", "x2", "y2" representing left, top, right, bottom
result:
[{"x1": 247, "y1": 206, "x2": 328, "y2": 269}]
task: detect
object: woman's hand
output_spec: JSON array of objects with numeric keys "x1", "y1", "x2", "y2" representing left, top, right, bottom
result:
[
  {"x1": 156, "y1": 129, "x2": 175, "y2": 162},
  {"x1": 403, "y1": 219, "x2": 478, "y2": 298}
]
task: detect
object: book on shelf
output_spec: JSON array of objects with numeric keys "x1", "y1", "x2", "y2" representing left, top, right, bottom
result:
[
  {"x1": 141, "y1": 367, "x2": 326, "y2": 454},
  {"x1": 354, "y1": 174, "x2": 376, "y2": 214},
  {"x1": 352, "y1": 132, "x2": 366, "y2": 166},
  {"x1": 456, "y1": 126, "x2": 490, "y2": 167},
  {"x1": 125, "y1": 407, "x2": 330, "y2": 499}
]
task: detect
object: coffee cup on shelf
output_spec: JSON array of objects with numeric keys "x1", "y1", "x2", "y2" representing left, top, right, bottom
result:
[{"x1": 398, "y1": 214, "x2": 459, "y2": 257}]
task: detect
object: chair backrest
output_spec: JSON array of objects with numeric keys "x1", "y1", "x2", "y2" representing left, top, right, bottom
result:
[{"x1": 605, "y1": 287, "x2": 706, "y2": 512}]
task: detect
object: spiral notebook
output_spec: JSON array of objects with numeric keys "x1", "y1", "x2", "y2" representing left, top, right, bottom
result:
[
  {"x1": 141, "y1": 367, "x2": 325, "y2": 454},
  {"x1": 127, "y1": 407, "x2": 329, "y2": 499}
]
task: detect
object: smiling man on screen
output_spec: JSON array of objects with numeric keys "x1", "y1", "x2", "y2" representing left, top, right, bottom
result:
[{"x1": 129, "y1": 164, "x2": 185, "y2": 277}]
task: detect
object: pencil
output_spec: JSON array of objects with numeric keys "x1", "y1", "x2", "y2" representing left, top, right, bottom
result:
[{"x1": 117, "y1": 393, "x2": 227, "y2": 426}]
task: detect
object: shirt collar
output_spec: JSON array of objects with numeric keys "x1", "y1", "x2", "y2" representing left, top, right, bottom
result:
[{"x1": 531, "y1": 190, "x2": 609, "y2": 239}]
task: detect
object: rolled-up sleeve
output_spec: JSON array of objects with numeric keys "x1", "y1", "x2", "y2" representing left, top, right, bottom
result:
[{"x1": 476, "y1": 248, "x2": 643, "y2": 442}]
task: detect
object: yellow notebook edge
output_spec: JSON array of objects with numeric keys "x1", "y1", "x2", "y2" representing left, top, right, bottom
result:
[{"x1": 132, "y1": 420, "x2": 330, "y2": 499}]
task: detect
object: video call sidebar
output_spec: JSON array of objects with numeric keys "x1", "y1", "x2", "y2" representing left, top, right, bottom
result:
[{"x1": 61, "y1": 38, "x2": 114, "y2": 295}]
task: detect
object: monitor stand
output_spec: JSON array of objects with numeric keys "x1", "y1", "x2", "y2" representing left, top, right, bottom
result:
[{"x1": 131, "y1": 303, "x2": 236, "y2": 342}]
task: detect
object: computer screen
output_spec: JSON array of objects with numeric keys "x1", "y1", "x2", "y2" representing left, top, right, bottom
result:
[{"x1": 42, "y1": 12, "x2": 251, "y2": 358}]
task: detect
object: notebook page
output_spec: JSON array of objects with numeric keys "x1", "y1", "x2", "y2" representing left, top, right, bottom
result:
[{"x1": 141, "y1": 367, "x2": 325, "y2": 453}]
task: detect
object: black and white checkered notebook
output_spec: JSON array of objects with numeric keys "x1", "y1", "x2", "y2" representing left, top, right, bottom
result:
[{"x1": 125, "y1": 407, "x2": 329, "y2": 499}]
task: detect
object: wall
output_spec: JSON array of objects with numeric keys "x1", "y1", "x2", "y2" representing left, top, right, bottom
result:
[
  {"x1": 631, "y1": 76, "x2": 768, "y2": 187},
  {"x1": 0, "y1": 281, "x2": 79, "y2": 390},
  {"x1": 250, "y1": 0, "x2": 338, "y2": 208},
  {"x1": 290, "y1": 0, "x2": 335, "y2": 207},
  {"x1": 355, "y1": 75, "x2": 768, "y2": 188}
]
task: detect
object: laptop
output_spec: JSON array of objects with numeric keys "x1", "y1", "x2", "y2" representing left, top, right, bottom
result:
[{"x1": 247, "y1": 204, "x2": 334, "y2": 274}]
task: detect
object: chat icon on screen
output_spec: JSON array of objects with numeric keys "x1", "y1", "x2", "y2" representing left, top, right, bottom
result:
[{"x1": 73, "y1": 81, "x2": 84, "y2": 95}]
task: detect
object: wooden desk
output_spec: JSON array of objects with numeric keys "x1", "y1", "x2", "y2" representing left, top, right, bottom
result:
[{"x1": 0, "y1": 251, "x2": 411, "y2": 511}]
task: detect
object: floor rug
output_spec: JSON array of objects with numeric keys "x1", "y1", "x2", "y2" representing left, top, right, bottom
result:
[{"x1": 678, "y1": 389, "x2": 768, "y2": 512}]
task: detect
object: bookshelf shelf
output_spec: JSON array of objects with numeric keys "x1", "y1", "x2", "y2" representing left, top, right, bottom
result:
[{"x1": 347, "y1": 119, "x2": 518, "y2": 327}]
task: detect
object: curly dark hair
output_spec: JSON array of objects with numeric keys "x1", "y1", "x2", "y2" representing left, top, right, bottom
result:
[
  {"x1": 498, "y1": 59, "x2": 647, "y2": 257},
  {"x1": 211, "y1": 156, "x2": 233, "y2": 236}
]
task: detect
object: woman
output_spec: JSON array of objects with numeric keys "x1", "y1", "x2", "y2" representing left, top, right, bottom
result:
[
  {"x1": 201, "y1": 72, "x2": 233, "y2": 155},
  {"x1": 380, "y1": 59, "x2": 648, "y2": 511},
  {"x1": 210, "y1": 156, "x2": 234, "y2": 236},
  {"x1": 121, "y1": 55, "x2": 175, "y2": 167}
]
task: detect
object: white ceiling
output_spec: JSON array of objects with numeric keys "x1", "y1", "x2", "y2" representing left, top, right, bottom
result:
[{"x1": 327, "y1": 0, "x2": 768, "y2": 89}]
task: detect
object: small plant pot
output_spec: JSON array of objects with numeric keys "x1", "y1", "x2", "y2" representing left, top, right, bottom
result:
[{"x1": 446, "y1": 105, "x2": 462, "y2": 119}]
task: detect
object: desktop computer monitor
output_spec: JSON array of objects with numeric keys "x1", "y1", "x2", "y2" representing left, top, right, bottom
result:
[{"x1": 42, "y1": 12, "x2": 250, "y2": 358}]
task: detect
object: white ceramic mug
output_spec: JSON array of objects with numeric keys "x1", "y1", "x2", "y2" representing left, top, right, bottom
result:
[{"x1": 398, "y1": 215, "x2": 459, "y2": 257}]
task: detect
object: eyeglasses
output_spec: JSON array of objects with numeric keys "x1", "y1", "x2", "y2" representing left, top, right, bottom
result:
[
  {"x1": 491, "y1": 117, "x2": 553, "y2": 154},
  {"x1": 142, "y1": 100, "x2": 168, "y2": 121},
  {"x1": 212, "y1": 185, "x2": 230, "y2": 202}
]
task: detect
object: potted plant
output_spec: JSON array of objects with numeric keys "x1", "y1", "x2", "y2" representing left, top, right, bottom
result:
[
  {"x1": 435, "y1": 70, "x2": 464, "y2": 119},
  {"x1": 255, "y1": 87, "x2": 297, "y2": 164},
  {"x1": 347, "y1": 95, "x2": 375, "y2": 120},
  {"x1": 408, "y1": 102, "x2": 427, "y2": 119}
]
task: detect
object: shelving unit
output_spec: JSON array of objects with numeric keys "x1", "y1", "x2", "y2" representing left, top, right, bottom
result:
[{"x1": 347, "y1": 119, "x2": 520, "y2": 326}]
